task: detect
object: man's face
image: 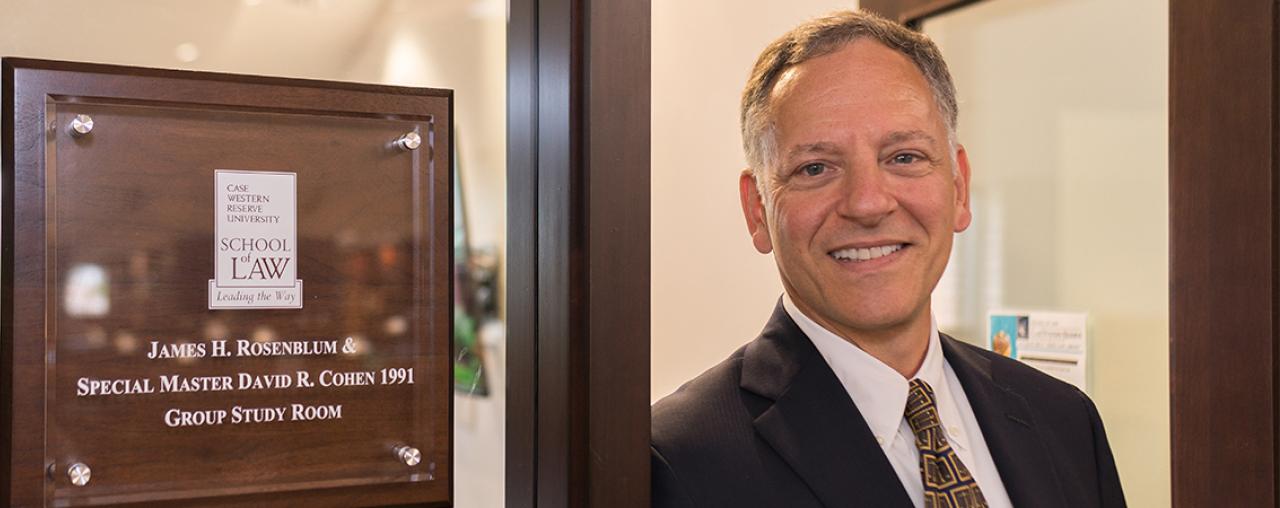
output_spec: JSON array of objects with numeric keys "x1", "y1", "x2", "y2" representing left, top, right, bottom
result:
[{"x1": 740, "y1": 39, "x2": 971, "y2": 340}]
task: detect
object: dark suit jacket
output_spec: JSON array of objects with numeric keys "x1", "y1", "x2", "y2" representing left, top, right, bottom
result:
[{"x1": 651, "y1": 303, "x2": 1125, "y2": 507}]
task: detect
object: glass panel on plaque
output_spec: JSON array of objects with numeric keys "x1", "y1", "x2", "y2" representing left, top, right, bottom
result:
[{"x1": 47, "y1": 97, "x2": 448, "y2": 505}]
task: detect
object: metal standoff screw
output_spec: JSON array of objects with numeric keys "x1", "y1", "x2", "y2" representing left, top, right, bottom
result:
[
  {"x1": 395, "y1": 445, "x2": 421, "y2": 466},
  {"x1": 396, "y1": 131, "x2": 422, "y2": 151},
  {"x1": 68, "y1": 115, "x2": 94, "y2": 137},
  {"x1": 68, "y1": 463, "x2": 91, "y2": 487}
]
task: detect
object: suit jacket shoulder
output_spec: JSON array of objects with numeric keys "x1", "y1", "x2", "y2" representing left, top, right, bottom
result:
[
  {"x1": 651, "y1": 305, "x2": 913, "y2": 508},
  {"x1": 652, "y1": 341, "x2": 831, "y2": 507},
  {"x1": 940, "y1": 335, "x2": 1127, "y2": 507}
]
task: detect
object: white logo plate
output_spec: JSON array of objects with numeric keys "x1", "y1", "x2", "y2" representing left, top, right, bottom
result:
[{"x1": 209, "y1": 170, "x2": 303, "y2": 309}]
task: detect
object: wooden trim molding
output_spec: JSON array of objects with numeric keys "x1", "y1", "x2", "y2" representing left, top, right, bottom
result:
[
  {"x1": 505, "y1": 0, "x2": 538, "y2": 502},
  {"x1": 506, "y1": 0, "x2": 651, "y2": 506},
  {"x1": 585, "y1": 0, "x2": 653, "y2": 505}
]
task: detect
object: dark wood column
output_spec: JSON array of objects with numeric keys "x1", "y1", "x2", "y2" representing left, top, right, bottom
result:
[
  {"x1": 507, "y1": 0, "x2": 651, "y2": 506},
  {"x1": 1169, "y1": 0, "x2": 1278, "y2": 506}
]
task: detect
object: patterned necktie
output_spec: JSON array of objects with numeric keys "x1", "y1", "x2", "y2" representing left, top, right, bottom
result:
[{"x1": 905, "y1": 378, "x2": 989, "y2": 508}]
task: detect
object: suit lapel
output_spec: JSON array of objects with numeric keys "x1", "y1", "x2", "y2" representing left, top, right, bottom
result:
[
  {"x1": 942, "y1": 335, "x2": 1070, "y2": 508},
  {"x1": 742, "y1": 303, "x2": 914, "y2": 508}
]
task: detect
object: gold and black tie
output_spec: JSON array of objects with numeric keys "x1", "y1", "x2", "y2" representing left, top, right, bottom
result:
[{"x1": 905, "y1": 379, "x2": 989, "y2": 508}]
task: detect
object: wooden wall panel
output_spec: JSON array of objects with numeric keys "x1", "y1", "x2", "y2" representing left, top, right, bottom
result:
[{"x1": 586, "y1": 0, "x2": 652, "y2": 505}]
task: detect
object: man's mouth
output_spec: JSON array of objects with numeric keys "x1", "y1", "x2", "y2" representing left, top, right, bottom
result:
[{"x1": 829, "y1": 243, "x2": 906, "y2": 262}]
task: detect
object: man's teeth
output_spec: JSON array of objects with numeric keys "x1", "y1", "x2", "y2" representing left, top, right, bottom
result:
[{"x1": 831, "y1": 244, "x2": 903, "y2": 262}]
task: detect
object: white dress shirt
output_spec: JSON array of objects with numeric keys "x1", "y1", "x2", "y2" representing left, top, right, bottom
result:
[{"x1": 783, "y1": 295, "x2": 1013, "y2": 508}]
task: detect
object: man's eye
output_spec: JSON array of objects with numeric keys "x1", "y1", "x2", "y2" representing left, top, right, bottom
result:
[
  {"x1": 890, "y1": 153, "x2": 922, "y2": 165},
  {"x1": 800, "y1": 163, "x2": 827, "y2": 176}
]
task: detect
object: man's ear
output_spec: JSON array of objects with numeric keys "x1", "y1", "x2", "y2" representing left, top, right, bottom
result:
[
  {"x1": 739, "y1": 169, "x2": 774, "y2": 254},
  {"x1": 953, "y1": 145, "x2": 973, "y2": 233}
]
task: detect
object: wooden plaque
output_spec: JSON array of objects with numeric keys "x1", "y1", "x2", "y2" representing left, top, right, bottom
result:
[{"x1": 2, "y1": 58, "x2": 452, "y2": 507}]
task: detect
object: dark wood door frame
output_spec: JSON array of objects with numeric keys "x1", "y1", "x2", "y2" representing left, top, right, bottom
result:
[
  {"x1": 507, "y1": 0, "x2": 651, "y2": 507},
  {"x1": 868, "y1": 0, "x2": 1280, "y2": 506},
  {"x1": 1167, "y1": 0, "x2": 1277, "y2": 505}
]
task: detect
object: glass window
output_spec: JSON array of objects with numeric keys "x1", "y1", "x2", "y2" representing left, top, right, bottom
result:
[{"x1": 924, "y1": 1, "x2": 1169, "y2": 505}]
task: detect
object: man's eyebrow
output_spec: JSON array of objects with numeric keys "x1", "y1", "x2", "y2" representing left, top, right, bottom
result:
[
  {"x1": 786, "y1": 141, "x2": 842, "y2": 158},
  {"x1": 883, "y1": 130, "x2": 940, "y2": 146},
  {"x1": 785, "y1": 131, "x2": 942, "y2": 159}
]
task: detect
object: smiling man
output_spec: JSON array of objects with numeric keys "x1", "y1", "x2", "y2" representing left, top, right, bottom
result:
[{"x1": 650, "y1": 10, "x2": 1125, "y2": 508}]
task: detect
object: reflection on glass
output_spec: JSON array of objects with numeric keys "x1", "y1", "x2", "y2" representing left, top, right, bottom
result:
[
  {"x1": 113, "y1": 331, "x2": 141, "y2": 356},
  {"x1": 64, "y1": 263, "x2": 110, "y2": 317},
  {"x1": 454, "y1": 166, "x2": 499, "y2": 397}
]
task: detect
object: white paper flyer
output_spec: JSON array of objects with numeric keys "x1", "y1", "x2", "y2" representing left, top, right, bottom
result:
[{"x1": 987, "y1": 310, "x2": 1088, "y2": 391}]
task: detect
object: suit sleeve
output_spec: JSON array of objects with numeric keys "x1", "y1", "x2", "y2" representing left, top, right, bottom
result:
[
  {"x1": 652, "y1": 445, "x2": 696, "y2": 508},
  {"x1": 1081, "y1": 391, "x2": 1127, "y2": 507}
]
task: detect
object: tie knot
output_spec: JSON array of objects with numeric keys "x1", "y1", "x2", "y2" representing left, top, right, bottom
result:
[
  {"x1": 905, "y1": 378, "x2": 941, "y2": 434},
  {"x1": 909, "y1": 378, "x2": 935, "y2": 397}
]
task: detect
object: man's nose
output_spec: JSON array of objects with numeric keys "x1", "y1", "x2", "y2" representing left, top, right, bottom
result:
[{"x1": 835, "y1": 162, "x2": 897, "y2": 226}]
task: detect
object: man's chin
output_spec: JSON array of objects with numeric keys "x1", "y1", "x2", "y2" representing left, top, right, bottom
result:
[{"x1": 812, "y1": 304, "x2": 930, "y2": 340}]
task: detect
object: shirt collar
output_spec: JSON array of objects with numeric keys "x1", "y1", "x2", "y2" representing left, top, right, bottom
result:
[{"x1": 782, "y1": 293, "x2": 946, "y2": 448}]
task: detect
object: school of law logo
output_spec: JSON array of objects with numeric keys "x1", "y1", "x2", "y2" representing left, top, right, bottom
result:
[{"x1": 208, "y1": 170, "x2": 303, "y2": 309}]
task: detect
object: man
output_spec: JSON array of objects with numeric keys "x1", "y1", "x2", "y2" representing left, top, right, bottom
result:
[{"x1": 650, "y1": 10, "x2": 1125, "y2": 508}]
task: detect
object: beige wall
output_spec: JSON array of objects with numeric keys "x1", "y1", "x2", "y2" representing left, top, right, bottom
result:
[{"x1": 650, "y1": 0, "x2": 855, "y2": 402}]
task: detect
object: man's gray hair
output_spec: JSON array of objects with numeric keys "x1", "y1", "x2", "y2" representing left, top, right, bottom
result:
[{"x1": 741, "y1": 9, "x2": 958, "y2": 174}]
